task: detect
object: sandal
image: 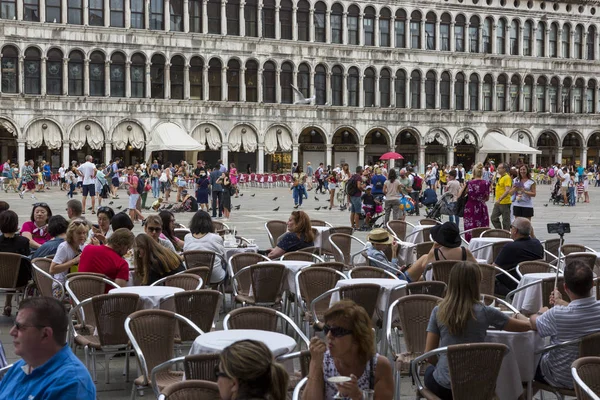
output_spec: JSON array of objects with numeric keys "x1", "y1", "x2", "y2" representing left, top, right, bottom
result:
[{"x1": 3, "y1": 305, "x2": 11, "y2": 317}]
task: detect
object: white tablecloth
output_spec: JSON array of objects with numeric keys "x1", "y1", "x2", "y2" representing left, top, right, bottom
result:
[
  {"x1": 314, "y1": 226, "x2": 330, "y2": 248},
  {"x1": 406, "y1": 225, "x2": 427, "y2": 244},
  {"x1": 109, "y1": 286, "x2": 184, "y2": 309},
  {"x1": 398, "y1": 241, "x2": 417, "y2": 265},
  {"x1": 224, "y1": 245, "x2": 259, "y2": 262},
  {"x1": 330, "y1": 278, "x2": 407, "y2": 312},
  {"x1": 258, "y1": 260, "x2": 312, "y2": 294},
  {"x1": 189, "y1": 329, "x2": 297, "y2": 357},
  {"x1": 510, "y1": 272, "x2": 556, "y2": 313},
  {"x1": 468, "y1": 238, "x2": 513, "y2": 263},
  {"x1": 486, "y1": 330, "x2": 544, "y2": 400}
]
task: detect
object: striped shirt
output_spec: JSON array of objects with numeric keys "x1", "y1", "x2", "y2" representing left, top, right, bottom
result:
[{"x1": 536, "y1": 296, "x2": 600, "y2": 388}]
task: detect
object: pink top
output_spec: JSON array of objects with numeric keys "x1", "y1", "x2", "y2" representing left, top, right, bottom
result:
[
  {"x1": 128, "y1": 175, "x2": 139, "y2": 195},
  {"x1": 230, "y1": 168, "x2": 238, "y2": 185},
  {"x1": 21, "y1": 220, "x2": 52, "y2": 245}
]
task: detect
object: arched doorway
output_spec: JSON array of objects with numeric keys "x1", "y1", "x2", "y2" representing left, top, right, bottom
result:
[
  {"x1": 228, "y1": 124, "x2": 258, "y2": 173},
  {"x1": 509, "y1": 130, "x2": 533, "y2": 166},
  {"x1": 587, "y1": 132, "x2": 600, "y2": 165},
  {"x1": 536, "y1": 132, "x2": 558, "y2": 166},
  {"x1": 112, "y1": 121, "x2": 145, "y2": 166},
  {"x1": 298, "y1": 127, "x2": 326, "y2": 169},
  {"x1": 25, "y1": 119, "x2": 63, "y2": 172},
  {"x1": 69, "y1": 120, "x2": 105, "y2": 165},
  {"x1": 454, "y1": 130, "x2": 477, "y2": 168},
  {"x1": 331, "y1": 128, "x2": 359, "y2": 169},
  {"x1": 0, "y1": 119, "x2": 17, "y2": 165},
  {"x1": 424, "y1": 129, "x2": 449, "y2": 166},
  {"x1": 264, "y1": 125, "x2": 292, "y2": 173},
  {"x1": 395, "y1": 129, "x2": 418, "y2": 168},
  {"x1": 191, "y1": 123, "x2": 222, "y2": 167},
  {"x1": 364, "y1": 129, "x2": 389, "y2": 166},
  {"x1": 562, "y1": 132, "x2": 582, "y2": 165}
]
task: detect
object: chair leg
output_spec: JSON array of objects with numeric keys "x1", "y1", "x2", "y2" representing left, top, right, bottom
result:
[
  {"x1": 125, "y1": 348, "x2": 130, "y2": 382},
  {"x1": 105, "y1": 353, "x2": 110, "y2": 384},
  {"x1": 394, "y1": 367, "x2": 401, "y2": 400},
  {"x1": 130, "y1": 383, "x2": 137, "y2": 400}
]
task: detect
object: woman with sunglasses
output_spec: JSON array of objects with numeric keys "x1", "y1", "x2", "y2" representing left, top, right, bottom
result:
[
  {"x1": 133, "y1": 234, "x2": 185, "y2": 285},
  {"x1": 50, "y1": 220, "x2": 90, "y2": 298},
  {"x1": 0, "y1": 210, "x2": 31, "y2": 316},
  {"x1": 159, "y1": 210, "x2": 184, "y2": 251},
  {"x1": 304, "y1": 300, "x2": 394, "y2": 400},
  {"x1": 143, "y1": 215, "x2": 177, "y2": 252},
  {"x1": 21, "y1": 203, "x2": 52, "y2": 250},
  {"x1": 90, "y1": 206, "x2": 114, "y2": 244},
  {"x1": 216, "y1": 339, "x2": 289, "y2": 400}
]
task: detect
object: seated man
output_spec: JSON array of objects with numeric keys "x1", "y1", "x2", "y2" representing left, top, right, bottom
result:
[
  {"x1": 530, "y1": 260, "x2": 600, "y2": 389},
  {"x1": 66, "y1": 199, "x2": 84, "y2": 220},
  {"x1": 78, "y1": 227, "x2": 133, "y2": 287},
  {"x1": 0, "y1": 297, "x2": 96, "y2": 399},
  {"x1": 493, "y1": 217, "x2": 544, "y2": 295},
  {"x1": 365, "y1": 228, "x2": 406, "y2": 276},
  {"x1": 31, "y1": 215, "x2": 69, "y2": 259}
]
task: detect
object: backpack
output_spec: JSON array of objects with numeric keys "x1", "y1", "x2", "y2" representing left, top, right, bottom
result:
[
  {"x1": 315, "y1": 168, "x2": 321, "y2": 180},
  {"x1": 374, "y1": 177, "x2": 384, "y2": 191},
  {"x1": 412, "y1": 174, "x2": 423, "y2": 191},
  {"x1": 435, "y1": 169, "x2": 440, "y2": 180},
  {"x1": 136, "y1": 176, "x2": 145, "y2": 194},
  {"x1": 548, "y1": 168, "x2": 555, "y2": 177},
  {"x1": 346, "y1": 176, "x2": 359, "y2": 196}
]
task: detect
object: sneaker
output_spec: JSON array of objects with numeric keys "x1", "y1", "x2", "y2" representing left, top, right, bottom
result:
[{"x1": 19, "y1": 192, "x2": 23, "y2": 199}]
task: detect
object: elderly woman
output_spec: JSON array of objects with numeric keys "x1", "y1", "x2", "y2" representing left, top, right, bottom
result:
[
  {"x1": 133, "y1": 234, "x2": 185, "y2": 285},
  {"x1": 21, "y1": 202, "x2": 53, "y2": 249},
  {"x1": 267, "y1": 210, "x2": 314, "y2": 259},
  {"x1": 0, "y1": 210, "x2": 31, "y2": 316},
  {"x1": 304, "y1": 300, "x2": 394, "y2": 400},
  {"x1": 143, "y1": 215, "x2": 177, "y2": 252},
  {"x1": 182, "y1": 210, "x2": 226, "y2": 285}
]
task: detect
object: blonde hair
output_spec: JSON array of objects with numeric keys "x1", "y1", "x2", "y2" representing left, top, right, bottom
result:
[
  {"x1": 133, "y1": 233, "x2": 182, "y2": 285},
  {"x1": 436, "y1": 261, "x2": 481, "y2": 336},
  {"x1": 472, "y1": 162, "x2": 484, "y2": 178},
  {"x1": 66, "y1": 219, "x2": 89, "y2": 251},
  {"x1": 324, "y1": 300, "x2": 375, "y2": 365},
  {"x1": 220, "y1": 340, "x2": 289, "y2": 400}
]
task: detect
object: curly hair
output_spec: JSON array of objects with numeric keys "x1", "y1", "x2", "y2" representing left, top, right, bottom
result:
[{"x1": 324, "y1": 300, "x2": 375, "y2": 365}]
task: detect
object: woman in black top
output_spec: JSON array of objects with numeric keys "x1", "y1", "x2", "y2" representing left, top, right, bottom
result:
[
  {"x1": 0, "y1": 210, "x2": 30, "y2": 316},
  {"x1": 133, "y1": 233, "x2": 185, "y2": 285}
]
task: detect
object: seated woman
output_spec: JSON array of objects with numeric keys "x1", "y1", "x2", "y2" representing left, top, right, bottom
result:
[
  {"x1": 50, "y1": 220, "x2": 90, "y2": 298},
  {"x1": 267, "y1": 211, "x2": 314, "y2": 259},
  {"x1": 133, "y1": 234, "x2": 185, "y2": 285},
  {"x1": 217, "y1": 339, "x2": 289, "y2": 400},
  {"x1": 111, "y1": 212, "x2": 134, "y2": 231},
  {"x1": 404, "y1": 221, "x2": 477, "y2": 282},
  {"x1": 424, "y1": 261, "x2": 531, "y2": 399},
  {"x1": 0, "y1": 210, "x2": 31, "y2": 316},
  {"x1": 143, "y1": 215, "x2": 177, "y2": 252},
  {"x1": 21, "y1": 202, "x2": 53, "y2": 250},
  {"x1": 90, "y1": 206, "x2": 114, "y2": 244},
  {"x1": 182, "y1": 210, "x2": 226, "y2": 285},
  {"x1": 303, "y1": 300, "x2": 394, "y2": 400},
  {"x1": 159, "y1": 210, "x2": 184, "y2": 251}
]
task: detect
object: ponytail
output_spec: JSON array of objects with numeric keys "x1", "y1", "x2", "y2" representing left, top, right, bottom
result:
[{"x1": 269, "y1": 362, "x2": 290, "y2": 400}]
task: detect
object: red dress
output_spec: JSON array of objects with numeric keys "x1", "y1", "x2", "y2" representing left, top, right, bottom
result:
[{"x1": 463, "y1": 179, "x2": 490, "y2": 241}]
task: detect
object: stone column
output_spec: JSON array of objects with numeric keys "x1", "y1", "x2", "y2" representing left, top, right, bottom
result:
[
  {"x1": 292, "y1": 7, "x2": 297, "y2": 41},
  {"x1": 40, "y1": 0, "x2": 46, "y2": 21},
  {"x1": 40, "y1": 57, "x2": 47, "y2": 96},
  {"x1": 421, "y1": 19, "x2": 426, "y2": 50},
  {"x1": 221, "y1": 143, "x2": 229, "y2": 167},
  {"x1": 257, "y1": 144, "x2": 265, "y2": 173},
  {"x1": 202, "y1": 0, "x2": 208, "y2": 33},
  {"x1": 275, "y1": 6, "x2": 280, "y2": 39},
  {"x1": 309, "y1": 69, "x2": 315, "y2": 100},
  {"x1": 582, "y1": 31, "x2": 588, "y2": 59},
  {"x1": 404, "y1": 19, "x2": 410, "y2": 48},
  {"x1": 445, "y1": 146, "x2": 454, "y2": 167},
  {"x1": 518, "y1": 26, "x2": 523, "y2": 55},
  {"x1": 61, "y1": 0, "x2": 67, "y2": 22},
  {"x1": 418, "y1": 145, "x2": 426, "y2": 174},
  {"x1": 342, "y1": 12, "x2": 347, "y2": 44},
  {"x1": 581, "y1": 146, "x2": 588, "y2": 166},
  {"x1": 257, "y1": 3, "x2": 262, "y2": 37},
  {"x1": 145, "y1": 0, "x2": 150, "y2": 28},
  {"x1": 326, "y1": 144, "x2": 333, "y2": 167},
  {"x1": 145, "y1": 62, "x2": 151, "y2": 98},
  {"x1": 595, "y1": 31, "x2": 599, "y2": 61},
  {"x1": 491, "y1": 76, "x2": 496, "y2": 111},
  {"x1": 183, "y1": 0, "x2": 189, "y2": 32},
  {"x1": 420, "y1": 77, "x2": 426, "y2": 109},
  {"x1": 358, "y1": 13, "x2": 364, "y2": 45},
  {"x1": 478, "y1": 22, "x2": 483, "y2": 53},
  {"x1": 388, "y1": 145, "x2": 396, "y2": 169},
  {"x1": 325, "y1": 10, "x2": 331, "y2": 43},
  {"x1": 556, "y1": 146, "x2": 563, "y2": 164},
  {"x1": 435, "y1": 77, "x2": 441, "y2": 109},
  {"x1": 570, "y1": 30, "x2": 575, "y2": 58},
  {"x1": 450, "y1": 22, "x2": 455, "y2": 52},
  {"x1": 309, "y1": 9, "x2": 314, "y2": 42},
  {"x1": 358, "y1": 144, "x2": 365, "y2": 167},
  {"x1": 221, "y1": 66, "x2": 227, "y2": 100},
  {"x1": 518, "y1": 82, "x2": 524, "y2": 111},
  {"x1": 105, "y1": 61, "x2": 111, "y2": 97},
  {"x1": 275, "y1": 68, "x2": 281, "y2": 103},
  {"x1": 257, "y1": 68, "x2": 263, "y2": 102},
  {"x1": 450, "y1": 76, "x2": 455, "y2": 109},
  {"x1": 104, "y1": 0, "x2": 110, "y2": 26},
  {"x1": 390, "y1": 75, "x2": 396, "y2": 107},
  {"x1": 325, "y1": 71, "x2": 331, "y2": 105},
  {"x1": 104, "y1": 141, "x2": 112, "y2": 165},
  {"x1": 292, "y1": 144, "x2": 299, "y2": 166},
  {"x1": 83, "y1": 59, "x2": 90, "y2": 96},
  {"x1": 435, "y1": 21, "x2": 440, "y2": 50},
  {"x1": 373, "y1": 76, "x2": 379, "y2": 107},
  {"x1": 342, "y1": 73, "x2": 348, "y2": 106},
  {"x1": 374, "y1": 16, "x2": 379, "y2": 47},
  {"x1": 203, "y1": 65, "x2": 209, "y2": 99},
  {"x1": 184, "y1": 64, "x2": 190, "y2": 99},
  {"x1": 221, "y1": 0, "x2": 227, "y2": 34},
  {"x1": 18, "y1": 56, "x2": 24, "y2": 94},
  {"x1": 239, "y1": 1, "x2": 245, "y2": 36},
  {"x1": 125, "y1": 61, "x2": 131, "y2": 97},
  {"x1": 164, "y1": 63, "x2": 171, "y2": 99},
  {"x1": 532, "y1": 81, "x2": 537, "y2": 112},
  {"x1": 62, "y1": 141, "x2": 70, "y2": 167},
  {"x1": 125, "y1": 0, "x2": 131, "y2": 28},
  {"x1": 389, "y1": 16, "x2": 395, "y2": 48},
  {"x1": 405, "y1": 76, "x2": 410, "y2": 108},
  {"x1": 62, "y1": 58, "x2": 69, "y2": 95},
  {"x1": 358, "y1": 74, "x2": 364, "y2": 107},
  {"x1": 545, "y1": 84, "x2": 550, "y2": 112},
  {"x1": 18, "y1": 141, "x2": 25, "y2": 170},
  {"x1": 491, "y1": 24, "x2": 497, "y2": 54},
  {"x1": 83, "y1": 0, "x2": 89, "y2": 25},
  {"x1": 240, "y1": 67, "x2": 246, "y2": 101},
  {"x1": 478, "y1": 81, "x2": 483, "y2": 111}
]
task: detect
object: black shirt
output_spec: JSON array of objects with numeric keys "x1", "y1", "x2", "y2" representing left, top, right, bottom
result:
[{"x1": 494, "y1": 236, "x2": 544, "y2": 272}]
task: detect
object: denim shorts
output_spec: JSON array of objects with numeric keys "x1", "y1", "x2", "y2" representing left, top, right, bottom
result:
[{"x1": 350, "y1": 196, "x2": 362, "y2": 213}]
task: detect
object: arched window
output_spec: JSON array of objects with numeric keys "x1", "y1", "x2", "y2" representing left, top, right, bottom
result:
[
  {"x1": 111, "y1": 0, "x2": 125, "y2": 26},
  {"x1": 395, "y1": 69, "x2": 406, "y2": 108},
  {"x1": 523, "y1": 21, "x2": 532, "y2": 56},
  {"x1": 574, "y1": 78, "x2": 584, "y2": 113},
  {"x1": 314, "y1": 2, "x2": 326, "y2": 43},
  {"x1": 169, "y1": 0, "x2": 182, "y2": 31},
  {"x1": 440, "y1": 13, "x2": 451, "y2": 50},
  {"x1": 496, "y1": 18, "x2": 505, "y2": 54},
  {"x1": 245, "y1": 0, "x2": 257, "y2": 36},
  {"x1": 189, "y1": 56, "x2": 203, "y2": 100},
  {"x1": 510, "y1": 75, "x2": 520, "y2": 111},
  {"x1": 364, "y1": 67, "x2": 375, "y2": 106},
  {"x1": 131, "y1": 0, "x2": 145, "y2": 28},
  {"x1": 207, "y1": 0, "x2": 220, "y2": 33},
  {"x1": 208, "y1": 58, "x2": 223, "y2": 101},
  {"x1": 587, "y1": 26, "x2": 595, "y2": 60},
  {"x1": 510, "y1": 19, "x2": 519, "y2": 55},
  {"x1": 426, "y1": 12, "x2": 436, "y2": 50},
  {"x1": 331, "y1": 3, "x2": 343, "y2": 44},
  {"x1": 410, "y1": 70, "x2": 421, "y2": 108},
  {"x1": 469, "y1": 74, "x2": 479, "y2": 110},
  {"x1": 549, "y1": 23, "x2": 558, "y2": 57},
  {"x1": 455, "y1": 15, "x2": 465, "y2": 52},
  {"x1": 524, "y1": 75, "x2": 533, "y2": 112},
  {"x1": 110, "y1": 52, "x2": 126, "y2": 97},
  {"x1": 483, "y1": 17, "x2": 492, "y2": 53},
  {"x1": 244, "y1": 60, "x2": 257, "y2": 102},
  {"x1": 24, "y1": 47, "x2": 41, "y2": 95},
  {"x1": 131, "y1": 53, "x2": 146, "y2": 98},
  {"x1": 496, "y1": 74, "x2": 507, "y2": 111},
  {"x1": 68, "y1": 50, "x2": 84, "y2": 95},
  {"x1": 46, "y1": 49, "x2": 63, "y2": 95},
  {"x1": 315, "y1": 64, "x2": 326, "y2": 105},
  {"x1": 262, "y1": 0, "x2": 275, "y2": 38},
  {"x1": 89, "y1": 51, "x2": 105, "y2": 96},
  {"x1": 279, "y1": 0, "x2": 292, "y2": 40},
  {"x1": 549, "y1": 77, "x2": 559, "y2": 112},
  {"x1": 46, "y1": 0, "x2": 60, "y2": 22},
  {"x1": 587, "y1": 79, "x2": 596, "y2": 113},
  {"x1": 536, "y1": 77, "x2": 546, "y2": 112},
  {"x1": 483, "y1": 74, "x2": 492, "y2": 111},
  {"x1": 425, "y1": 71, "x2": 435, "y2": 109},
  {"x1": 455, "y1": 72, "x2": 465, "y2": 110},
  {"x1": 536, "y1": 22, "x2": 545, "y2": 57},
  {"x1": 380, "y1": 68, "x2": 390, "y2": 107},
  {"x1": 348, "y1": 67, "x2": 359, "y2": 106},
  {"x1": 574, "y1": 25, "x2": 583, "y2": 59},
  {"x1": 364, "y1": 7, "x2": 375, "y2": 46},
  {"x1": 469, "y1": 16, "x2": 479, "y2": 53},
  {"x1": 89, "y1": 0, "x2": 103, "y2": 25},
  {"x1": 331, "y1": 65, "x2": 343, "y2": 106},
  {"x1": 348, "y1": 5, "x2": 359, "y2": 45},
  {"x1": 1, "y1": 0, "x2": 15, "y2": 19},
  {"x1": 280, "y1": 61, "x2": 293, "y2": 104},
  {"x1": 297, "y1": 0, "x2": 309, "y2": 41},
  {"x1": 226, "y1": 0, "x2": 239, "y2": 35},
  {"x1": 67, "y1": 0, "x2": 82, "y2": 23},
  {"x1": 562, "y1": 24, "x2": 571, "y2": 58},
  {"x1": 150, "y1": 0, "x2": 164, "y2": 29},
  {"x1": 395, "y1": 9, "x2": 406, "y2": 48},
  {"x1": 440, "y1": 72, "x2": 450, "y2": 109},
  {"x1": 263, "y1": 61, "x2": 276, "y2": 103},
  {"x1": 380, "y1": 8, "x2": 391, "y2": 47},
  {"x1": 227, "y1": 59, "x2": 240, "y2": 101},
  {"x1": 562, "y1": 78, "x2": 572, "y2": 113},
  {"x1": 298, "y1": 63, "x2": 310, "y2": 98},
  {"x1": 410, "y1": 11, "x2": 421, "y2": 49},
  {"x1": 170, "y1": 55, "x2": 184, "y2": 99},
  {"x1": 150, "y1": 54, "x2": 165, "y2": 98}
]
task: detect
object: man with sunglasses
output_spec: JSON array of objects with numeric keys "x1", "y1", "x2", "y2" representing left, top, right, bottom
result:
[{"x1": 0, "y1": 297, "x2": 95, "y2": 399}]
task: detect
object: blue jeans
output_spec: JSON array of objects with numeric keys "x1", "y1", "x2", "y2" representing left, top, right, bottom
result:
[
  {"x1": 68, "y1": 183, "x2": 75, "y2": 198},
  {"x1": 293, "y1": 191, "x2": 304, "y2": 206},
  {"x1": 151, "y1": 177, "x2": 160, "y2": 198},
  {"x1": 424, "y1": 366, "x2": 453, "y2": 400},
  {"x1": 449, "y1": 214, "x2": 460, "y2": 226},
  {"x1": 569, "y1": 187, "x2": 576, "y2": 206}
]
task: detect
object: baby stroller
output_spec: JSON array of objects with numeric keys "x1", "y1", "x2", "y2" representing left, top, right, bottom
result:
[
  {"x1": 550, "y1": 181, "x2": 565, "y2": 205},
  {"x1": 426, "y1": 192, "x2": 454, "y2": 221},
  {"x1": 360, "y1": 200, "x2": 385, "y2": 231}
]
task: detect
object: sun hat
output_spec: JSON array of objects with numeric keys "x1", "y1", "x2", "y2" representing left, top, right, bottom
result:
[
  {"x1": 367, "y1": 228, "x2": 394, "y2": 245},
  {"x1": 430, "y1": 222, "x2": 461, "y2": 248},
  {"x1": 365, "y1": 185, "x2": 373, "y2": 190}
]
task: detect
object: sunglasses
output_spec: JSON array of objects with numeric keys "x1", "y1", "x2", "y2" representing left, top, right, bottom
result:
[
  {"x1": 323, "y1": 325, "x2": 353, "y2": 338},
  {"x1": 98, "y1": 206, "x2": 112, "y2": 213},
  {"x1": 147, "y1": 226, "x2": 162, "y2": 232},
  {"x1": 13, "y1": 321, "x2": 44, "y2": 331},
  {"x1": 214, "y1": 365, "x2": 229, "y2": 379},
  {"x1": 33, "y1": 203, "x2": 48, "y2": 208}
]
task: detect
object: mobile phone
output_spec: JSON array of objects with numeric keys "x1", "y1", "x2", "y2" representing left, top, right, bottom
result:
[{"x1": 547, "y1": 223, "x2": 571, "y2": 235}]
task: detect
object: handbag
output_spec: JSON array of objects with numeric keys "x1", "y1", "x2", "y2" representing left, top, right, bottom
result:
[
  {"x1": 159, "y1": 172, "x2": 168, "y2": 182},
  {"x1": 455, "y1": 185, "x2": 469, "y2": 217}
]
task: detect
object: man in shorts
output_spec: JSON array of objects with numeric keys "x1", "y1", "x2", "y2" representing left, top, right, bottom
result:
[
  {"x1": 77, "y1": 155, "x2": 97, "y2": 215},
  {"x1": 19, "y1": 160, "x2": 36, "y2": 200},
  {"x1": 348, "y1": 166, "x2": 365, "y2": 230},
  {"x1": 110, "y1": 158, "x2": 122, "y2": 197}
]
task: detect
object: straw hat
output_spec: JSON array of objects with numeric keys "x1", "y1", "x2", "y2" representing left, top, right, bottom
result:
[{"x1": 367, "y1": 228, "x2": 394, "y2": 245}]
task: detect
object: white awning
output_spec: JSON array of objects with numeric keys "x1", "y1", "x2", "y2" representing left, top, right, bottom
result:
[
  {"x1": 191, "y1": 124, "x2": 221, "y2": 150},
  {"x1": 26, "y1": 120, "x2": 62, "y2": 150},
  {"x1": 113, "y1": 123, "x2": 145, "y2": 150},
  {"x1": 264, "y1": 127, "x2": 293, "y2": 154},
  {"x1": 70, "y1": 121, "x2": 104, "y2": 150},
  {"x1": 480, "y1": 131, "x2": 541, "y2": 154},
  {"x1": 146, "y1": 122, "x2": 205, "y2": 152},
  {"x1": 229, "y1": 125, "x2": 257, "y2": 153}
]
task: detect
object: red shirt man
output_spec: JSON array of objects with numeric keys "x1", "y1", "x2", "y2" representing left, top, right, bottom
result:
[{"x1": 78, "y1": 228, "x2": 134, "y2": 287}]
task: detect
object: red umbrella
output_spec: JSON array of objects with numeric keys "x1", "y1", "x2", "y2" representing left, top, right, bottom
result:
[{"x1": 379, "y1": 152, "x2": 404, "y2": 160}]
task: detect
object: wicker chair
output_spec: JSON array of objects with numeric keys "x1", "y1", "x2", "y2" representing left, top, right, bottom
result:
[
  {"x1": 232, "y1": 263, "x2": 286, "y2": 307},
  {"x1": 212, "y1": 220, "x2": 229, "y2": 232},
  {"x1": 163, "y1": 290, "x2": 221, "y2": 341},
  {"x1": 0, "y1": 252, "x2": 28, "y2": 305},
  {"x1": 406, "y1": 281, "x2": 447, "y2": 298},
  {"x1": 281, "y1": 251, "x2": 323, "y2": 263},
  {"x1": 480, "y1": 294, "x2": 519, "y2": 313},
  {"x1": 328, "y1": 233, "x2": 366, "y2": 265},
  {"x1": 386, "y1": 295, "x2": 442, "y2": 399},
  {"x1": 183, "y1": 267, "x2": 211, "y2": 288},
  {"x1": 328, "y1": 226, "x2": 354, "y2": 236},
  {"x1": 265, "y1": 220, "x2": 287, "y2": 248},
  {"x1": 227, "y1": 253, "x2": 271, "y2": 307},
  {"x1": 126, "y1": 309, "x2": 203, "y2": 399},
  {"x1": 31, "y1": 258, "x2": 63, "y2": 299},
  {"x1": 182, "y1": 251, "x2": 218, "y2": 285},
  {"x1": 424, "y1": 260, "x2": 458, "y2": 283},
  {"x1": 406, "y1": 226, "x2": 434, "y2": 244},
  {"x1": 544, "y1": 238, "x2": 561, "y2": 263},
  {"x1": 311, "y1": 262, "x2": 346, "y2": 272},
  {"x1": 516, "y1": 260, "x2": 555, "y2": 278},
  {"x1": 565, "y1": 253, "x2": 598, "y2": 273},
  {"x1": 174, "y1": 228, "x2": 191, "y2": 242},
  {"x1": 386, "y1": 220, "x2": 415, "y2": 241},
  {"x1": 459, "y1": 227, "x2": 489, "y2": 242},
  {"x1": 478, "y1": 263, "x2": 499, "y2": 296},
  {"x1": 311, "y1": 283, "x2": 381, "y2": 326},
  {"x1": 348, "y1": 266, "x2": 398, "y2": 279},
  {"x1": 561, "y1": 244, "x2": 588, "y2": 256},
  {"x1": 572, "y1": 356, "x2": 600, "y2": 400},
  {"x1": 507, "y1": 276, "x2": 570, "y2": 312},
  {"x1": 185, "y1": 353, "x2": 221, "y2": 382},
  {"x1": 415, "y1": 241, "x2": 434, "y2": 259},
  {"x1": 411, "y1": 343, "x2": 509, "y2": 400},
  {"x1": 418, "y1": 218, "x2": 441, "y2": 226},
  {"x1": 157, "y1": 380, "x2": 220, "y2": 400},
  {"x1": 151, "y1": 273, "x2": 203, "y2": 290},
  {"x1": 277, "y1": 350, "x2": 312, "y2": 392},
  {"x1": 295, "y1": 267, "x2": 347, "y2": 334},
  {"x1": 310, "y1": 219, "x2": 333, "y2": 227},
  {"x1": 68, "y1": 293, "x2": 140, "y2": 384},
  {"x1": 481, "y1": 229, "x2": 511, "y2": 238}
]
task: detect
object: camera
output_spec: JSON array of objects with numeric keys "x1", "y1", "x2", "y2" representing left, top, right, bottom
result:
[{"x1": 547, "y1": 222, "x2": 571, "y2": 235}]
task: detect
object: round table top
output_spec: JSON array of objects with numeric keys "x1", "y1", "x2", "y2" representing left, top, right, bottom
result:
[
  {"x1": 259, "y1": 260, "x2": 312, "y2": 268},
  {"x1": 522, "y1": 272, "x2": 558, "y2": 281},
  {"x1": 471, "y1": 237, "x2": 513, "y2": 244},
  {"x1": 194, "y1": 329, "x2": 297, "y2": 356},
  {"x1": 224, "y1": 244, "x2": 259, "y2": 250},
  {"x1": 337, "y1": 278, "x2": 407, "y2": 289},
  {"x1": 109, "y1": 286, "x2": 184, "y2": 297},
  {"x1": 314, "y1": 226, "x2": 330, "y2": 232}
]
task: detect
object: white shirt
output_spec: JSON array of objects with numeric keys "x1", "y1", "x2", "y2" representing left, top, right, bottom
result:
[
  {"x1": 78, "y1": 162, "x2": 97, "y2": 185},
  {"x1": 58, "y1": 167, "x2": 65, "y2": 178}
]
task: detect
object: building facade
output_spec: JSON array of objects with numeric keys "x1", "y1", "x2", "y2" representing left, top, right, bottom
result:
[{"x1": 0, "y1": 0, "x2": 599, "y2": 172}]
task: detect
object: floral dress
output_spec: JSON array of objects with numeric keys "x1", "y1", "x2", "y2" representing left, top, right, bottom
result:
[
  {"x1": 463, "y1": 179, "x2": 490, "y2": 241},
  {"x1": 323, "y1": 351, "x2": 378, "y2": 399}
]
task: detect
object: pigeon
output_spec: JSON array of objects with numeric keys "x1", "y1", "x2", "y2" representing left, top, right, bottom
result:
[
  {"x1": 315, "y1": 196, "x2": 319, "y2": 201},
  {"x1": 109, "y1": 201, "x2": 114, "y2": 205},
  {"x1": 315, "y1": 207, "x2": 321, "y2": 210},
  {"x1": 273, "y1": 206, "x2": 280, "y2": 211},
  {"x1": 273, "y1": 197, "x2": 278, "y2": 201},
  {"x1": 544, "y1": 204, "x2": 548, "y2": 207},
  {"x1": 234, "y1": 205, "x2": 241, "y2": 210},
  {"x1": 87, "y1": 207, "x2": 92, "y2": 210},
  {"x1": 116, "y1": 206, "x2": 122, "y2": 210},
  {"x1": 239, "y1": 193, "x2": 244, "y2": 197},
  {"x1": 291, "y1": 84, "x2": 316, "y2": 105},
  {"x1": 166, "y1": 204, "x2": 174, "y2": 209},
  {"x1": 251, "y1": 194, "x2": 256, "y2": 197}
]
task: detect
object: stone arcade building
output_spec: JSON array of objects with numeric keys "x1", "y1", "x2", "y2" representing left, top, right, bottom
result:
[{"x1": 0, "y1": 0, "x2": 599, "y2": 172}]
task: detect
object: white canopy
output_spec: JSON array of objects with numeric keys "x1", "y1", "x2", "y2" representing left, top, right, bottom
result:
[
  {"x1": 113, "y1": 123, "x2": 146, "y2": 150},
  {"x1": 146, "y1": 122, "x2": 205, "y2": 152},
  {"x1": 480, "y1": 131, "x2": 541, "y2": 154},
  {"x1": 264, "y1": 127, "x2": 293, "y2": 154}
]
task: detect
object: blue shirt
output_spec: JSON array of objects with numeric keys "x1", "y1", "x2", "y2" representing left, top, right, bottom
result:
[
  {"x1": 276, "y1": 232, "x2": 313, "y2": 252},
  {"x1": 0, "y1": 345, "x2": 96, "y2": 400},
  {"x1": 32, "y1": 237, "x2": 65, "y2": 259},
  {"x1": 370, "y1": 174, "x2": 386, "y2": 195},
  {"x1": 42, "y1": 165, "x2": 51, "y2": 179},
  {"x1": 210, "y1": 170, "x2": 223, "y2": 191}
]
